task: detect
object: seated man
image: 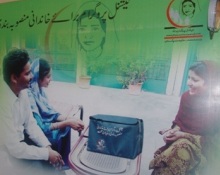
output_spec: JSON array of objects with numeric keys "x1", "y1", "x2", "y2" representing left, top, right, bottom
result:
[{"x1": 0, "y1": 48, "x2": 64, "y2": 175}]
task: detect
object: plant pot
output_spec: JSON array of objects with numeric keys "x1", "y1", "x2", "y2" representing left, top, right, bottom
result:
[
  {"x1": 128, "y1": 83, "x2": 143, "y2": 95},
  {"x1": 78, "y1": 76, "x2": 91, "y2": 89}
]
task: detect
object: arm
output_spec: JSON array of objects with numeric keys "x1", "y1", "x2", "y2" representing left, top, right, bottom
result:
[
  {"x1": 1, "y1": 90, "x2": 50, "y2": 160},
  {"x1": 159, "y1": 125, "x2": 180, "y2": 135},
  {"x1": 26, "y1": 106, "x2": 64, "y2": 167},
  {"x1": 51, "y1": 118, "x2": 84, "y2": 131},
  {"x1": 29, "y1": 89, "x2": 84, "y2": 131},
  {"x1": 33, "y1": 109, "x2": 85, "y2": 132},
  {"x1": 0, "y1": 84, "x2": 62, "y2": 167},
  {"x1": 1, "y1": 106, "x2": 49, "y2": 160},
  {"x1": 159, "y1": 122, "x2": 201, "y2": 145},
  {"x1": 162, "y1": 127, "x2": 201, "y2": 147}
]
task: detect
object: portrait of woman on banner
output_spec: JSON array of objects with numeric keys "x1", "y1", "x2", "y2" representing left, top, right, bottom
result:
[
  {"x1": 71, "y1": 1, "x2": 119, "y2": 76},
  {"x1": 169, "y1": 0, "x2": 201, "y2": 26}
]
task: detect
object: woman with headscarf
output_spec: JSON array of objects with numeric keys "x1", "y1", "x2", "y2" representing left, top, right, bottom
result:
[
  {"x1": 149, "y1": 60, "x2": 220, "y2": 175},
  {"x1": 28, "y1": 58, "x2": 84, "y2": 170}
]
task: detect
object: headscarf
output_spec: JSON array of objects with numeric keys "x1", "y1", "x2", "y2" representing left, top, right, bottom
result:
[{"x1": 28, "y1": 58, "x2": 60, "y2": 122}]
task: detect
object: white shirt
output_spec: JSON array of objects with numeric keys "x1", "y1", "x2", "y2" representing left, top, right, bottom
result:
[{"x1": 0, "y1": 81, "x2": 50, "y2": 161}]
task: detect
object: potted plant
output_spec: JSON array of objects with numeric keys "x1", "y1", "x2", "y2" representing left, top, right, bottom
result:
[
  {"x1": 78, "y1": 75, "x2": 91, "y2": 89},
  {"x1": 84, "y1": 55, "x2": 118, "y2": 85},
  {"x1": 117, "y1": 57, "x2": 149, "y2": 95}
]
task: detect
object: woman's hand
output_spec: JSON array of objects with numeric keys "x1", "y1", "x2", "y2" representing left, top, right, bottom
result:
[
  {"x1": 163, "y1": 129, "x2": 185, "y2": 143},
  {"x1": 65, "y1": 118, "x2": 84, "y2": 131},
  {"x1": 52, "y1": 118, "x2": 84, "y2": 131},
  {"x1": 48, "y1": 149, "x2": 64, "y2": 169}
]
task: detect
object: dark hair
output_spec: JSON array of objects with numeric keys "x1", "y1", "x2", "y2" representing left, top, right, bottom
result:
[
  {"x1": 3, "y1": 48, "x2": 30, "y2": 85},
  {"x1": 189, "y1": 61, "x2": 208, "y2": 82},
  {"x1": 182, "y1": 0, "x2": 196, "y2": 16},
  {"x1": 76, "y1": 9, "x2": 106, "y2": 50},
  {"x1": 39, "y1": 58, "x2": 51, "y2": 81}
]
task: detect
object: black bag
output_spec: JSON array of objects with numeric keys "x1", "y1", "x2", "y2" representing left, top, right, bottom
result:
[{"x1": 87, "y1": 114, "x2": 144, "y2": 159}]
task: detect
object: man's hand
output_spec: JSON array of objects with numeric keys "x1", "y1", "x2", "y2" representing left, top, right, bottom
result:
[{"x1": 48, "y1": 149, "x2": 64, "y2": 169}]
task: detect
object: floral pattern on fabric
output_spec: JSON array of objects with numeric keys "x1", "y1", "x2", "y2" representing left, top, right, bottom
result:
[{"x1": 149, "y1": 136, "x2": 206, "y2": 175}]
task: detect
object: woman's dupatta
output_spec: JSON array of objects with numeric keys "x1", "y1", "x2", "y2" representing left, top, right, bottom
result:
[{"x1": 29, "y1": 59, "x2": 60, "y2": 122}]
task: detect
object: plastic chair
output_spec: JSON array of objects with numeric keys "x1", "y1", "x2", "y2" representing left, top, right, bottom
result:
[{"x1": 68, "y1": 126, "x2": 142, "y2": 175}]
